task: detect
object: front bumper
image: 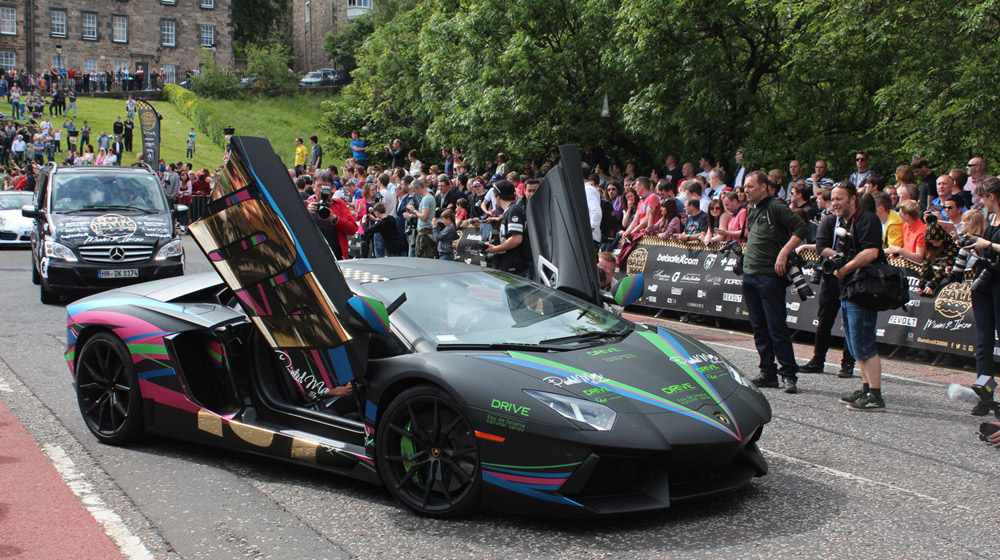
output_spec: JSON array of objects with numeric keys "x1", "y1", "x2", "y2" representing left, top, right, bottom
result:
[{"x1": 42, "y1": 257, "x2": 184, "y2": 294}]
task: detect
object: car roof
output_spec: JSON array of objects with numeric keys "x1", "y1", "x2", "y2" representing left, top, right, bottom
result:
[
  {"x1": 52, "y1": 165, "x2": 156, "y2": 176},
  {"x1": 339, "y1": 257, "x2": 484, "y2": 288}
]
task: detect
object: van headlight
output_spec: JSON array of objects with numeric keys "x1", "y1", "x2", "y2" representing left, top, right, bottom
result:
[
  {"x1": 44, "y1": 240, "x2": 77, "y2": 262},
  {"x1": 155, "y1": 239, "x2": 183, "y2": 260},
  {"x1": 524, "y1": 390, "x2": 617, "y2": 431}
]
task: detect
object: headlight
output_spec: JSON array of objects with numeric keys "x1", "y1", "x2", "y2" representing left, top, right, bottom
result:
[
  {"x1": 155, "y1": 239, "x2": 183, "y2": 260},
  {"x1": 44, "y1": 240, "x2": 77, "y2": 262},
  {"x1": 524, "y1": 390, "x2": 617, "y2": 431},
  {"x1": 0, "y1": 216, "x2": 6, "y2": 227},
  {"x1": 725, "y1": 362, "x2": 760, "y2": 393}
]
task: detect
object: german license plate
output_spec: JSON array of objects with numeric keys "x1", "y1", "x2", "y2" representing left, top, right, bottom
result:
[{"x1": 99, "y1": 269, "x2": 139, "y2": 279}]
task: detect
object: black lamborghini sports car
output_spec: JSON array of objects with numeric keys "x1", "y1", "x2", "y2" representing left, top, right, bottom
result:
[{"x1": 65, "y1": 140, "x2": 771, "y2": 517}]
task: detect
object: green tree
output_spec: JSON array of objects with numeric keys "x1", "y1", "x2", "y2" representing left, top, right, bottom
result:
[
  {"x1": 245, "y1": 43, "x2": 298, "y2": 90},
  {"x1": 234, "y1": 0, "x2": 291, "y2": 51},
  {"x1": 324, "y1": 14, "x2": 375, "y2": 76}
]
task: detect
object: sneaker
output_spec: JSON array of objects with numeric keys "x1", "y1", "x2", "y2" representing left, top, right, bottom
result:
[
  {"x1": 847, "y1": 392, "x2": 886, "y2": 412},
  {"x1": 782, "y1": 378, "x2": 798, "y2": 394},
  {"x1": 837, "y1": 362, "x2": 856, "y2": 378},
  {"x1": 971, "y1": 400, "x2": 995, "y2": 417},
  {"x1": 839, "y1": 389, "x2": 865, "y2": 405},
  {"x1": 798, "y1": 358, "x2": 825, "y2": 373},
  {"x1": 751, "y1": 374, "x2": 779, "y2": 388}
]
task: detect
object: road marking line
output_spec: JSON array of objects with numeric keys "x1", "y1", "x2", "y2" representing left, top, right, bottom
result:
[
  {"x1": 0, "y1": 376, "x2": 11, "y2": 392},
  {"x1": 762, "y1": 448, "x2": 971, "y2": 511},
  {"x1": 41, "y1": 444, "x2": 154, "y2": 560}
]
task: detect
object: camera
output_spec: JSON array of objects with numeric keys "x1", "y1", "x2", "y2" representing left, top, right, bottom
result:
[
  {"x1": 786, "y1": 252, "x2": 814, "y2": 301},
  {"x1": 479, "y1": 230, "x2": 501, "y2": 266},
  {"x1": 317, "y1": 185, "x2": 332, "y2": 220},
  {"x1": 820, "y1": 226, "x2": 856, "y2": 276},
  {"x1": 719, "y1": 241, "x2": 744, "y2": 276},
  {"x1": 949, "y1": 240, "x2": 999, "y2": 292}
]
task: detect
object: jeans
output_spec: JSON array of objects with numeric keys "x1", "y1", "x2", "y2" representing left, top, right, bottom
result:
[
  {"x1": 814, "y1": 275, "x2": 855, "y2": 365},
  {"x1": 373, "y1": 233, "x2": 385, "y2": 258},
  {"x1": 742, "y1": 273, "x2": 799, "y2": 381},
  {"x1": 439, "y1": 253, "x2": 454, "y2": 261},
  {"x1": 840, "y1": 300, "x2": 878, "y2": 362},
  {"x1": 971, "y1": 281, "x2": 1000, "y2": 381}
]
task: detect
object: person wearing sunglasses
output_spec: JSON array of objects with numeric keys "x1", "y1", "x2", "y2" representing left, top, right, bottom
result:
[{"x1": 849, "y1": 152, "x2": 873, "y2": 193}]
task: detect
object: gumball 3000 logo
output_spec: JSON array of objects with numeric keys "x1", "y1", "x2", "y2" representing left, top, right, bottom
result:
[
  {"x1": 89, "y1": 214, "x2": 137, "y2": 238},
  {"x1": 934, "y1": 282, "x2": 971, "y2": 319}
]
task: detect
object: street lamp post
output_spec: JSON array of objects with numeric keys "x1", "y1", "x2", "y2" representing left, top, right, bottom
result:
[{"x1": 55, "y1": 44, "x2": 63, "y2": 88}]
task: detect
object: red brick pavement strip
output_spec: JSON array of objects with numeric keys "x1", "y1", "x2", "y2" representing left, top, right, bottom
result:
[
  {"x1": 626, "y1": 313, "x2": 977, "y2": 387},
  {"x1": 0, "y1": 393, "x2": 126, "y2": 560}
]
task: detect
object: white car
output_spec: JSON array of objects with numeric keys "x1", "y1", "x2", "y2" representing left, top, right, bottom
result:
[{"x1": 0, "y1": 191, "x2": 34, "y2": 247}]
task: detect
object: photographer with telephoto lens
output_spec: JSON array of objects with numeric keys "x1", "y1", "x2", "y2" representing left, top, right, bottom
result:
[
  {"x1": 960, "y1": 177, "x2": 1000, "y2": 415},
  {"x1": 741, "y1": 171, "x2": 810, "y2": 394},
  {"x1": 828, "y1": 182, "x2": 887, "y2": 411}
]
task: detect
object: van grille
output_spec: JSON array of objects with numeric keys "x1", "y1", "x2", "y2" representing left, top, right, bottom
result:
[{"x1": 78, "y1": 244, "x2": 155, "y2": 263}]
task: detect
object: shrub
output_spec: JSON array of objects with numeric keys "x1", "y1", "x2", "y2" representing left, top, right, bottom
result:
[{"x1": 164, "y1": 84, "x2": 229, "y2": 148}]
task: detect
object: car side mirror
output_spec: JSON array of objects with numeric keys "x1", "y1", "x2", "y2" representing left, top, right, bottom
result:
[
  {"x1": 173, "y1": 204, "x2": 189, "y2": 217},
  {"x1": 605, "y1": 273, "x2": 643, "y2": 308},
  {"x1": 346, "y1": 295, "x2": 391, "y2": 335},
  {"x1": 21, "y1": 204, "x2": 44, "y2": 221}
]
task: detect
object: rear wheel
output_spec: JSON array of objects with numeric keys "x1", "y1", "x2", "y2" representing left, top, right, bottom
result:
[
  {"x1": 76, "y1": 332, "x2": 144, "y2": 445},
  {"x1": 376, "y1": 386, "x2": 481, "y2": 517}
]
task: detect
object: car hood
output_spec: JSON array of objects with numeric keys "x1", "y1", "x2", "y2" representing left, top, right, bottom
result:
[
  {"x1": 0, "y1": 209, "x2": 32, "y2": 228},
  {"x1": 466, "y1": 326, "x2": 753, "y2": 423},
  {"x1": 51, "y1": 212, "x2": 174, "y2": 248}
]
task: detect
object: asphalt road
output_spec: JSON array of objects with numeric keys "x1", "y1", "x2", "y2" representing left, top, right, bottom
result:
[{"x1": 0, "y1": 238, "x2": 998, "y2": 560}]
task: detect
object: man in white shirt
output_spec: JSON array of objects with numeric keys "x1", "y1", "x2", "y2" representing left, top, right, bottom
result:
[{"x1": 585, "y1": 174, "x2": 603, "y2": 249}]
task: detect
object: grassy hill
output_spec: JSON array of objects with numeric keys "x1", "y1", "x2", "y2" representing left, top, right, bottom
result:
[
  {"x1": 207, "y1": 93, "x2": 343, "y2": 168},
  {"x1": 71, "y1": 96, "x2": 225, "y2": 171}
]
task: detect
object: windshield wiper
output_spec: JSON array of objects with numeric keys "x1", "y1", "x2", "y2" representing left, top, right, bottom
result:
[
  {"x1": 63, "y1": 204, "x2": 155, "y2": 214},
  {"x1": 436, "y1": 342, "x2": 567, "y2": 352},
  {"x1": 539, "y1": 327, "x2": 632, "y2": 346}
]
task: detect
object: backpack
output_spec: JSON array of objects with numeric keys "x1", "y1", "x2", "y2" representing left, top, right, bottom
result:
[{"x1": 600, "y1": 198, "x2": 618, "y2": 242}]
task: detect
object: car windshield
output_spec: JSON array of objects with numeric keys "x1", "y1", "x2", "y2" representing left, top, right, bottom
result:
[
  {"x1": 51, "y1": 174, "x2": 168, "y2": 213},
  {"x1": 0, "y1": 192, "x2": 32, "y2": 210},
  {"x1": 305, "y1": 72, "x2": 322, "y2": 79},
  {"x1": 364, "y1": 270, "x2": 631, "y2": 348}
]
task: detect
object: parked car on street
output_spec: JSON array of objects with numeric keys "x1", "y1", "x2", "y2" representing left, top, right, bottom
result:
[
  {"x1": 0, "y1": 191, "x2": 34, "y2": 247},
  {"x1": 299, "y1": 71, "x2": 335, "y2": 87}
]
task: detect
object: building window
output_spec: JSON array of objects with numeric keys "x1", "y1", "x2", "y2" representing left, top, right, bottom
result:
[
  {"x1": 82, "y1": 12, "x2": 97, "y2": 40},
  {"x1": 164, "y1": 65, "x2": 177, "y2": 84},
  {"x1": 84, "y1": 58, "x2": 97, "y2": 73},
  {"x1": 50, "y1": 9, "x2": 67, "y2": 37},
  {"x1": 161, "y1": 20, "x2": 176, "y2": 47},
  {"x1": 114, "y1": 60, "x2": 128, "y2": 73},
  {"x1": 200, "y1": 0, "x2": 214, "y2": 8},
  {"x1": 52, "y1": 54, "x2": 66, "y2": 70},
  {"x1": 200, "y1": 24, "x2": 215, "y2": 47},
  {"x1": 0, "y1": 7, "x2": 15, "y2": 36},
  {"x1": 0, "y1": 51, "x2": 15, "y2": 70},
  {"x1": 112, "y1": 15, "x2": 127, "y2": 43},
  {"x1": 348, "y1": 0, "x2": 371, "y2": 7},
  {"x1": 162, "y1": 0, "x2": 176, "y2": 4},
  {"x1": 305, "y1": 2, "x2": 310, "y2": 23}
]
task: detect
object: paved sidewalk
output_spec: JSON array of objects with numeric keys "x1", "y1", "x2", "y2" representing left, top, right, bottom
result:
[{"x1": 0, "y1": 391, "x2": 125, "y2": 560}]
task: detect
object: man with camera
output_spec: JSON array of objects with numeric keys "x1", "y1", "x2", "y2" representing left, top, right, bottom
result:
[
  {"x1": 307, "y1": 170, "x2": 357, "y2": 259},
  {"x1": 742, "y1": 171, "x2": 810, "y2": 394},
  {"x1": 484, "y1": 180, "x2": 532, "y2": 278},
  {"x1": 827, "y1": 182, "x2": 887, "y2": 411}
]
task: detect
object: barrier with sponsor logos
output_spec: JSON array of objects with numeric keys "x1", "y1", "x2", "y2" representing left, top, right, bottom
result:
[{"x1": 617, "y1": 235, "x2": 979, "y2": 358}]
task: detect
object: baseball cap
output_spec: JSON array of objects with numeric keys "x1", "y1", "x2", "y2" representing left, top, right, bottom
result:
[{"x1": 494, "y1": 180, "x2": 517, "y2": 201}]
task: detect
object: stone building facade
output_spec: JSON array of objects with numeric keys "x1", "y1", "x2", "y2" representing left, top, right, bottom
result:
[
  {"x1": 0, "y1": 0, "x2": 233, "y2": 83},
  {"x1": 291, "y1": 0, "x2": 372, "y2": 72}
]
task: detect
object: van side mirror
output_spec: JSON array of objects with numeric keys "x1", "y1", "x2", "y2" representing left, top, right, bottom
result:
[
  {"x1": 21, "y1": 204, "x2": 44, "y2": 221},
  {"x1": 173, "y1": 204, "x2": 189, "y2": 218}
]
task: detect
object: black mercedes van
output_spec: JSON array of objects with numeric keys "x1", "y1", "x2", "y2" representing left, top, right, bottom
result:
[{"x1": 22, "y1": 163, "x2": 186, "y2": 304}]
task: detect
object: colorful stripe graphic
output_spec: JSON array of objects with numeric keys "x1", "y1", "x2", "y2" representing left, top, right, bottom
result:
[{"x1": 480, "y1": 463, "x2": 582, "y2": 506}]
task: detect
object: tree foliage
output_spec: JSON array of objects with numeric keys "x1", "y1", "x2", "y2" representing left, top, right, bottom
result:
[
  {"x1": 326, "y1": 0, "x2": 1000, "y2": 176},
  {"x1": 245, "y1": 43, "x2": 298, "y2": 91},
  {"x1": 191, "y1": 48, "x2": 241, "y2": 99},
  {"x1": 323, "y1": 14, "x2": 375, "y2": 76},
  {"x1": 234, "y1": 0, "x2": 291, "y2": 51}
]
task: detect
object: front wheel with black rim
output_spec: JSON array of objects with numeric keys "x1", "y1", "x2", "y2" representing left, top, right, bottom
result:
[
  {"x1": 75, "y1": 332, "x2": 144, "y2": 445},
  {"x1": 376, "y1": 386, "x2": 481, "y2": 518}
]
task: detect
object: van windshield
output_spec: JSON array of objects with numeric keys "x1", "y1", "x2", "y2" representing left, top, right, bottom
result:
[{"x1": 51, "y1": 174, "x2": 168, "y2": 213}]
